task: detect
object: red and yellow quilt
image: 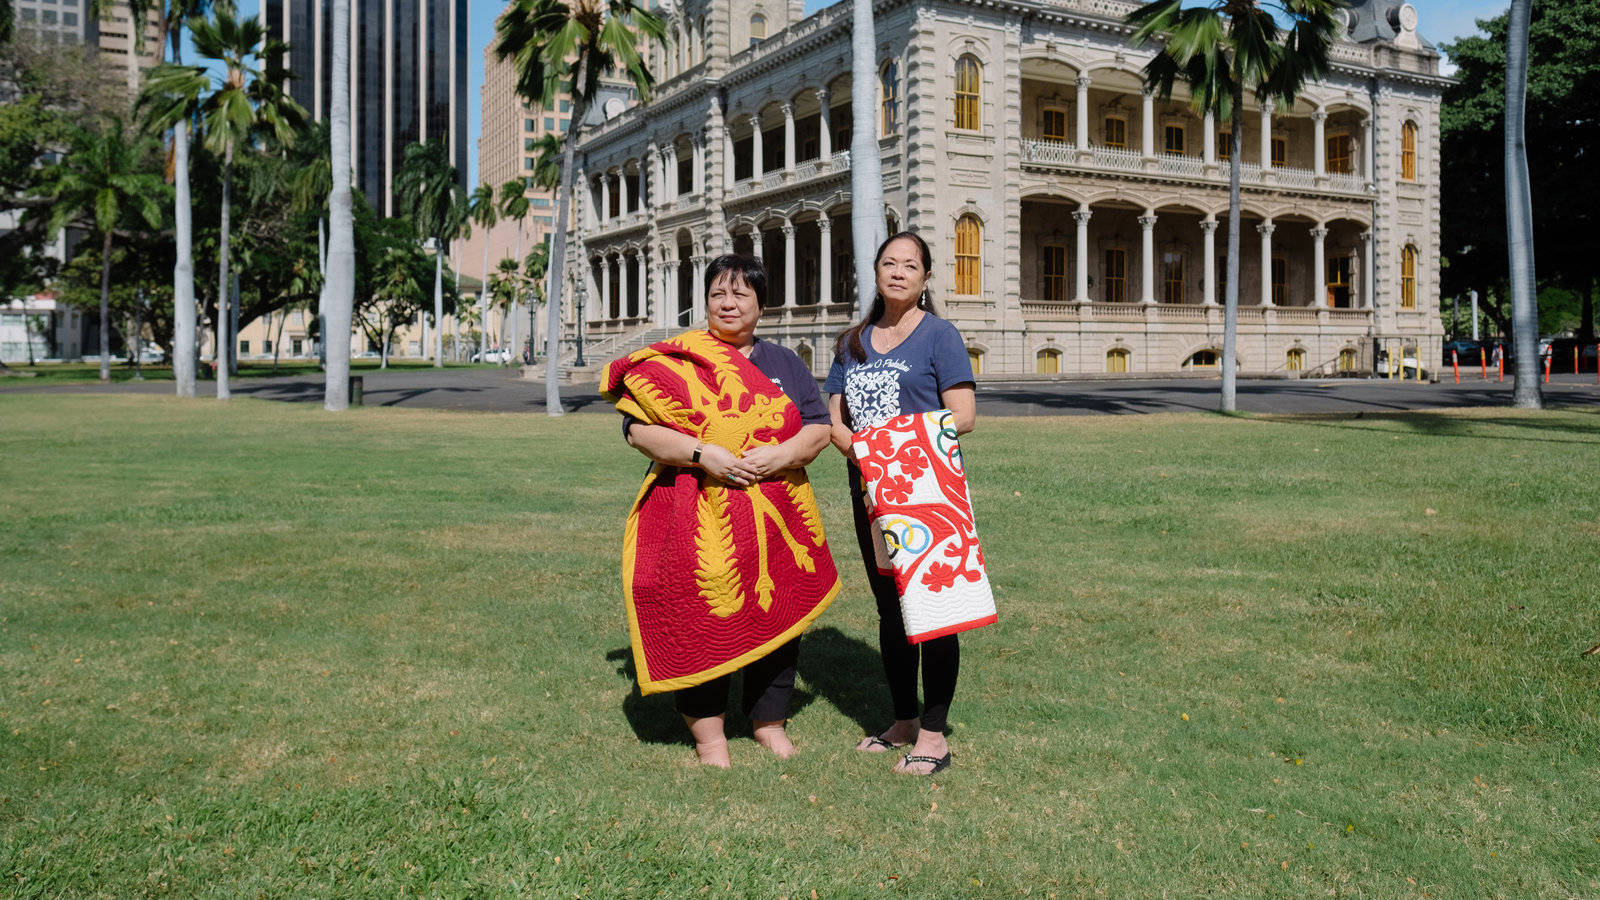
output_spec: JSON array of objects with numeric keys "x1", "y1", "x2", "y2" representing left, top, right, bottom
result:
[{"x1": 601, "y1": 330, "x2": 839, "y2": 694}]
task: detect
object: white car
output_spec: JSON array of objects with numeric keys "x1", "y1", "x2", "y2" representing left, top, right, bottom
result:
[{"x1": 473, "y1": 347, "x2": 511, "y2": 364}]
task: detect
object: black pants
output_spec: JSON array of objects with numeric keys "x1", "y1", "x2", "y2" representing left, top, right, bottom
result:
[
  {"x1": 673, "y1": 637, "x2": 799, "y2": 722},
  {"x1": 849, "y1": 463, "x2": 960, "y2": 734}
]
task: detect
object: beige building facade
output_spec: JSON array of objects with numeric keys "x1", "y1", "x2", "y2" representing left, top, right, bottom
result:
[{"x1": 565, "y1": 0, "x2": 1448, "y2": 378}]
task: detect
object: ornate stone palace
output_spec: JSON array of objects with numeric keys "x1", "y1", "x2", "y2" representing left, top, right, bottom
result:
[{"x1": 563, "y1": 0, "x2": 1448, "y2": 377}]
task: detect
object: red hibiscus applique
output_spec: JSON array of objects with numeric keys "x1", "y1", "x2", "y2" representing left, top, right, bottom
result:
[
  {"x1": 899, "y1": 447, "x2": 928, "y2": 479},
  {"x1": 922, "y1": 562, "x2": 958, "y2": 591},
  {"x1": 880, "y1": 476, "x2": 913, "y2": 505},
  {"x1": 867, "y1": 429, "x2": 896, "y2": 457}
]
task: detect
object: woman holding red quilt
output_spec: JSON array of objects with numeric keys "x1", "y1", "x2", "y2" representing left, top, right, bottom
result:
[
  {"x1": 601, "y1": 254, "x2": 838, "y2": 768},
  {"x1": 824, "y1": 232, "x2": 977, "y2": 776}
]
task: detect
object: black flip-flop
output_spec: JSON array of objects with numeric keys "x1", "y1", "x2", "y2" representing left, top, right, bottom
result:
[
  {"x1": 858, "y1": 732, "x2": 909, "y2": 751},
  {"x1": 897, "y1": 751, "x2": 952, "y2": 775}
]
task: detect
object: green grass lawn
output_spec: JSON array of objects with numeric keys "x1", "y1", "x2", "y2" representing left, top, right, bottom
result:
[
  {"x1": 3, "y1": 358, "x2": 502, "y2": 385},
  {"x1": 2, "y1": 396, "x2": 1597, "y2": 897}
]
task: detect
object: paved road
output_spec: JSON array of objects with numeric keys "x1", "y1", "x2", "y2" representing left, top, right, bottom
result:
[{"x1": 9, "y1": 367, "x2": 1600, "y2": 416}]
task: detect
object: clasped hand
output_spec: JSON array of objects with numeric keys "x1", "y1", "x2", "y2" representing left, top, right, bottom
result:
[{"x1": 699, "y1": 443, "x2": 789, "y2": 487}]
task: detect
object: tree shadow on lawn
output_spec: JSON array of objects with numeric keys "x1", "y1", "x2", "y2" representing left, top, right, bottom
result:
[
  {"x1": 1250, "y1": 408, "x2": 1600, "y2": 445},
  {"x1": 605, "y1": 646, "x2": 832, "y2": 746}
]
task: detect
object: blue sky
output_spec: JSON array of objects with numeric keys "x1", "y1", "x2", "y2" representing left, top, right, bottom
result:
[{"x1": 235, "y1": 0, "x2": 1511, "y2": 185}]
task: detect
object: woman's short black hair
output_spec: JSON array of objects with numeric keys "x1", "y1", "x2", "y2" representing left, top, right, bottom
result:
[{"x1": 704, "y1": 254, "x2": 769, "y2": 308}]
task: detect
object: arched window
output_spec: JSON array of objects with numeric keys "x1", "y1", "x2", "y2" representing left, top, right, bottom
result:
[
  {"x1": 954, "y1": 214, "x2": 982, "y2": 295},
  {"x1": 968, "y1": 348, "x2": 984, "y2": 375},
  {"x1": 1400, "y1": 246, "x2": 1417, "y2": 309},
  {"x1": 748, "y1": 13, "x2": 766, "y2": 47},
  {"x1": 880, "y1": 60, "x2": 900, "y2": 135},
  {"x1": 954, "y1": 56, "x2": 981, "y2": 130},
  {"x1": 1106, "y1": 348, "x2": 1130, "y2": 374},
  {"x1": 1186, "y1": 349, "x2": 1218, "y2": 368},
  {"x1": 1338, "y1": 347, "x2": 1358, "y2": 372},
  {"x1": 1036, "y1": 348, "x2": 1061, "y2": 374},
  {"x1": 1286, "y1": 347, "x2": 1305, "y2": 371},
  {"x1": 1401, "y1": 121, "x2": 1417, "y2": 181}
]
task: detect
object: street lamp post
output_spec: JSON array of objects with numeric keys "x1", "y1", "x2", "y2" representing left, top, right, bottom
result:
[{"x1": 574, "y1": 286, "x2": 586, "y2": 368}]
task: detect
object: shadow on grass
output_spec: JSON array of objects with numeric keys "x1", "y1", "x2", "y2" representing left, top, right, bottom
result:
[
  {"x1": 794, "y1": 626, "x2": 886, "y2": 738},
  {"x1": 1250, "y1": 408, "x2": 1600, "y2": 444},
  {"x1": 605, "y1": 646, "x2": 829, "y2": 745}
]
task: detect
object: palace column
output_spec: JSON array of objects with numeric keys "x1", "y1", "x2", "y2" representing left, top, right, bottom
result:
[
  {"x1": 601, "y1": 253, "x2": 613, "y2": 317},
  {"x1": 750, "y1": 114, "x2": 764, "y2": 180},
  {"x1": 692, "y1": 255, "x2": 708, "y2": 321},
  {"x1": 782, "y1": 102, "x2": 796, "y2": 174},
  {"x1": 724, "y1": 126, "x2": 736, "y2": 189},
  {"x1": 1260, "y1": 102, "x2": 1273, "y2": 171},
  {"x1": 1202, "y1": 217, "x2": 1218, "y2": 306},
  {"x1": 636, "y1": 249, "x2": 648, "y2": 317},
  {"x1": 782, "y1": 221, "x2": 796, "y2": 306},
  {"x1": 619, "y1": 170, "x2": 632, "y2": 214},
  {"x1": 599, "y1": 175, "x2": 610, "y2": 222},
  {"x1": 1361, "y1": 231, "x2": 1374, "y2": 308},
  {"x1": 1362, "y1": 116, "x2": 1374, "y2": 183},
  {"x1": 1258, "y1": 219, "x2": 1275, "y2": 306},
  {"x1": 817, "y1": 88, "x2": 832, "y2": 158},
  {"x1": 750, "y1": 224, "x2": 764, "y2": 260},
  {"x1": 1310, "y1": 225, "x2": 1328, "y2": 307},
  {"x1": 1141, "y1": 89, "x2": 1155, "y2": 159},
  {"x1": 1203, "y1": 110, "x2": 1216, "y2": 165},
  {"x1": 818, "y1": 215, "x2": 833, "y2": 305},
  {"x1": 693, "y1": 133, "x2": 705, "y2": 194},
  {"x1": 1073, "y1": 205, "x2": 1091, "y2": 302},
  {"x1": 1313, "y1": 108, "x2": 1327, "y2": 177},
  {"x1": 1075, "y1": 75, "x2": 1091, "y2": 149},
  {"x1": 1138, "y1": 210, "x2": 1157, "y2": 303}
]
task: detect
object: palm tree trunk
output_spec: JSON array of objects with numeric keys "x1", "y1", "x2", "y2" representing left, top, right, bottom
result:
[
  {"x1": 480, "y1": 224, "x2": 491, "y2": 359},
  {"x1": 544, "y1": 114, "x2": 582, "y2": 415},
  {"x1": 272, "y1": 308, "x2": 286, "y2": 374},
  {"x1": 1505, "y1": 0, "x2": 1541, "y2": 408},
  {"x1": 216, "y1": 149, "x2": 233, "y2": 400},
  {"x1": 324, "y1": 0, "x2": 356, "y2": 410},
  {"x1": 1220, "y1": 84, "x2": 1244, "y2": 413},
  {"x1": 509, "y1": 221, "x2": 522, "y2": 368},
  {"x1": 173, "y1": 116, "x2": 197, "y2": 396},
  {"x1": 98, "y1": 230, "x2": 113, "y2": 383},
  {"x1": 318, "y1": 216, "x2": 328, "y2": 369},
  {"x1": 432, "y1": 238, "x2": 444, "y2": 366},
  {"x1": 849, "y1": 0, "x2": 886, "y2": 316}
]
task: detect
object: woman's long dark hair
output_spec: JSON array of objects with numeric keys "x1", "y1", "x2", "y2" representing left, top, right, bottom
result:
[{"x1": 835, "y1": 231, "x2": 938, "y2": 362}]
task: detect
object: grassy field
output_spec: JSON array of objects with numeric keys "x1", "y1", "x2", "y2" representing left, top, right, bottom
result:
[
  {"x1": 2, "y1": 395, "x2": 1597, "y2": 897},
  {"x1": 2, "y1": 358, "x2": 502, "y2": 385}
]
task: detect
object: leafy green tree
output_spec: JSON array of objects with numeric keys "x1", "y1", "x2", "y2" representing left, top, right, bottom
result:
[
  {"x1": 494, "y1": 0, "x2": 665, "y2": 411},
  {"x1": 141, "y1": 8, "x2": 305, "y2": 398},
  {"x1": 38, "y1": 117, "x2": 167, "y2": 382},
  {"x1": 394, "y1": 137, "x2": 466, "y2": 367},
  {"x1": 1128, "y1": 0, "x2": 1338, "y2": 412}
]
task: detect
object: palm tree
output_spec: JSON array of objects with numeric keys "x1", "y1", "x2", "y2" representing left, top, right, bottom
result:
[
  {"x1": 370, "y1": 244, "x2": 425, "y2": 368},
  {"x1": 1504, "y1": 0, "x2": 1540, "y2": 408},
  {"x1": 40, "y1": 118, "x2": 168, "y2": 383},
  {"x1": 849, "y1": 0, "x2": 885, "y2": 316},
  {"x1": 497, "y1": 180, "x2": 530, "y2": 368},
  {"x1": 394, "y1": 138, "x2": 466, "y2": 367},
  {"x1": 494, "y1": 0, "x2": 666, "y2": 414},
  {"x1": 466, "y1": 182, "x2": 499, "y2": 360},
  {"x1": 1128, "y1": 0, "x2": 1339, "y2": 412},
  {"x1": 288, "y1": 121, "x2": 332, "y2": 367},
  {"x1": 141, "y1": 8, "x2": 306, "y2": 399},
  {"x1": 323, "y1": 0, "x2": 355, "y2": 409},
  {"x1": 488, "y1": 256, "x2": 522, "y2": 349},
  {"x1": 147, "y1": 0, "x2": 215, "y2": 398}
]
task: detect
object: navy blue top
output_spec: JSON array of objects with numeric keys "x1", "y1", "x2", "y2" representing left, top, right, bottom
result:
[{"x1": 823, "y1": 314, "x2": 974, "y2": 430}]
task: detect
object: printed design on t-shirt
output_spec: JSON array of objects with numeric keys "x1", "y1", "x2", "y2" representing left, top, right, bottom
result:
[{"x1": 845, "y1": 358, "x2": 912, "y2": 429}]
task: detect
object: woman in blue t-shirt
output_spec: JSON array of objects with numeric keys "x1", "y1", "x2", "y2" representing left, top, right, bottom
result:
[{"x1": 824, "y1": 231, "x2": 976, "y2": 775}]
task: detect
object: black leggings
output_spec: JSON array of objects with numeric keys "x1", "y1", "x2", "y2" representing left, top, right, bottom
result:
[
  {"x1": 674, "y1": 637, "x2": 799, "y2": 722},
  {"x1": 849, "y1": 463, "x2": 960, "y2": 734}
]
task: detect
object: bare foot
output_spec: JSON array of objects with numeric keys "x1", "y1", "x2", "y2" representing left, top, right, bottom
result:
[
  {"x1": 892, "y1": 731, "x2": 951, "y2": 775},
  {"x1": 856, "y1": 719, "x2": 919, "y2": 752},
  {"x1": 684, "y1": 713, "x2": 731, "y2": 768},
  {"x1": 752, "y1": 721, "x2": 797, "y2": 758}
]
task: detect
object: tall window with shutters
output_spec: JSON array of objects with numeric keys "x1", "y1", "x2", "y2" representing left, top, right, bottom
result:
[
  {"x1": 1104, "y1": 248, "x2": 1127, "y2": 302},
  {"x1": 1326, "y1": 134, "x2": 1353, "y2": 174},
  {"x1": 880, "y1": 61, "x2": 900, "y2": 135},
  {"x1": 954, "y1": 214, "x2": 982, "y2": 295},
  {"x1": 1161, "y1": 252, "x2": 1185, "y2": 303},
  {"x1": 1400, "y1": 246, "x2": 1417, "y2": 309},
  {"x1": 1272, "y1": 257, "x2": 1287, "y2": 306},
  {"x1": 1041, "y1": 244, "x2": 1066, "y2": 301},
  {"x1": 1401, "y1": 121, "x2": 1417, "y2": 181},
  {"x1": 954, "y1": 56, "x2": 981, "y2": 130},
  {"x1": 1041, "y1": 108, "x2": 1067, "y2": 143},
  {"x1": 1103, "y1": 116, "x2": 1127, "y2": 149}
]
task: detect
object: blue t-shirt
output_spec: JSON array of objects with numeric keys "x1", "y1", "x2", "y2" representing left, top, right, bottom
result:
[{"x1": 823, "y1": 314, "x2": 974, "y2": 430}]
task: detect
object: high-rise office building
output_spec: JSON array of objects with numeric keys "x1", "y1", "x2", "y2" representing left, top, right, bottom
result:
[{"x1": 262, "y1": 0, "x2": 469, "y2": 215}]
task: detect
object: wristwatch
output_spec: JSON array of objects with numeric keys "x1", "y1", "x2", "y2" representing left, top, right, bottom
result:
[{"x1": 691, "y1": 443, "x2": 704, "y2": 465}]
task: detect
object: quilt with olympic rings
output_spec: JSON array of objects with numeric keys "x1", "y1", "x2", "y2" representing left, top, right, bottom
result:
[{"x1": 851, "y1": 409, "x2": 996, "y2": 643}]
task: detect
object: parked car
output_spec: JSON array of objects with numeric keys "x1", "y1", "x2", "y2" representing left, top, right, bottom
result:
[
  {"x1": 1441, "y1": 339, "x2": 1483, "y2": 366},
  {"x1": 473, "y1": 346, "x2": 511, "y2": 364}
]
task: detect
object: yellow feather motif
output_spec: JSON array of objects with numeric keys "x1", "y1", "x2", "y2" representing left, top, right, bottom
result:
[{"x1": 694, "y1": 483, "x2": 744, "y2": 617}]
